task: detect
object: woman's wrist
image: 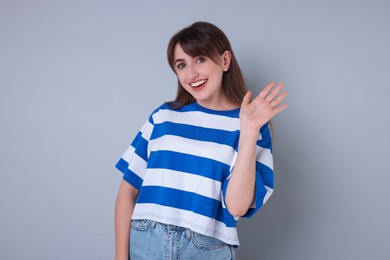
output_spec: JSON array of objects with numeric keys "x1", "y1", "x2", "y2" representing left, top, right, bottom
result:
[{"x1": 240, "y1": 123, "x2": 260, "y2": 138}]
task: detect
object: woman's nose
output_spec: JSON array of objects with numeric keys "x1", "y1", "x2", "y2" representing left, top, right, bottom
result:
[{"x1": 187, "y1": 65, "x2": 199, "y2": 80}]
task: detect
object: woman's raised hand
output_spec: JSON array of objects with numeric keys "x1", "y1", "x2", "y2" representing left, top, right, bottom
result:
[{"x1": 240, "y1": 82, "x2": 288, "y2": 133}]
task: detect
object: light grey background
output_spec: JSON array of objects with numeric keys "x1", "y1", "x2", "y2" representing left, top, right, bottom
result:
[{"x1": 1, "y1": 0, "x2": 389, "y2": 259}]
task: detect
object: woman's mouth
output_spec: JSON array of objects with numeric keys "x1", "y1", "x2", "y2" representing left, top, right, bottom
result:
[{"x1": 190, "y1": 80, "x2": 207, "y2": 88}]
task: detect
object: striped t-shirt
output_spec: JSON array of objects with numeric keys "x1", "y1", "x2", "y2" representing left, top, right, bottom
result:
[{"x1": 115, "y1": 102, "x2": 274, "y2": 246}]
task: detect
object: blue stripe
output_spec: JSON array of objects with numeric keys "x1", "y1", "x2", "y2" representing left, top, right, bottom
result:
[
  {"x1": 159, "y1": 102, "x2": 240, "y2": 118},
  {"x1": 256, "y1": 162, "x2": 274, "y2": 189},
  {"x1": 148, "y1": 107, "x2": 160, "y2": 124},
  {"x1": 115, "y1": 158, "x2": 129, "y2": 174},
  {"x1": 148, "y1": 150, "x2": 230, "y2": 181},
  {"x1": 151, "y1": 122, "x2": 239, "y2": 148},
  {"x1": 131, "y1": 132, "x2": 148, "y2": 161},
  {"x1": 131, "y1": 131, "x2": 142, "y2": 147},
  {"x1": 257, "y1": 124, "x2": 272, "y2": 151},
  {"x1": 219, "y1": 208, "x2": 236, "y2": 227},
  {"x1": 123, "y1": 170, "x2": 143, "y2": 190},
  {"x1": 137, "y1": 186, "x2": 236, "y2": 227},
  {"x1": 116, "y1": 158, "x2": 143, "y2": 190}
]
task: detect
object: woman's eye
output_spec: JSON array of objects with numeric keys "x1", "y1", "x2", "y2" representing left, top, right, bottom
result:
[
  {"x1": 176, "y1": 63, "x2": 185, "y2": 69},
  {"x1": 196, "y1": 57, "x2": 205, "y2": 63}
]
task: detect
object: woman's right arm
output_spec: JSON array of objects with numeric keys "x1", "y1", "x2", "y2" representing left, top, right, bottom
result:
[{"x1": 115, "y1": 179, "x2": 139, "y2": 260}]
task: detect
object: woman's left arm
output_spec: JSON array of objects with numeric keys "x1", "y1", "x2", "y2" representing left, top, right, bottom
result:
[{"x1": 225, "y1": 82, "x2": 288, "y2": 217}]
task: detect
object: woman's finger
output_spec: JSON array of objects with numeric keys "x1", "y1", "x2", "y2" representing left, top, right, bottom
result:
[
  {"x1": 258, "y1": 82, "x2": 276, "y2": 99},
  {"x1": 274, "y1": 103, "x2": 288, "y2": 114},
  {"x1": 242, "y1": 90, "x2": 252, "y2": 106},
  {"x1": 266, "y1": 83, "x2": 285, "y2": 102},
  {"x1": 270, "y1": 90, "x2": 288, "y2": 108}
]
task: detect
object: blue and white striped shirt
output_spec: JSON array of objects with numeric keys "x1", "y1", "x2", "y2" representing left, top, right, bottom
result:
[{"x1": 116, "y1": 102, "x2": 274, "y2": 246}]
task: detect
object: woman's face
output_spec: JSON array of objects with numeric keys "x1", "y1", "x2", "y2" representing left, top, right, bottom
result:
[{"x1": 173, "y1": 43, "x2": 231, "y2": 109}]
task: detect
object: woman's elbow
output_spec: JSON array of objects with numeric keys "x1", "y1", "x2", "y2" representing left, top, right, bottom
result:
[{"x1": 226, "y1": 203, "x2": 249, "y2": 217}]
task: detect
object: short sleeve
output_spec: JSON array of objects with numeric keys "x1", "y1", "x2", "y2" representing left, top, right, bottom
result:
[
  {"x1": 222, "y1": 123, "x2": 274, "y2": 218},
  {"x1": 115, "y1": 112, "x2": 155, "y2": 190}
]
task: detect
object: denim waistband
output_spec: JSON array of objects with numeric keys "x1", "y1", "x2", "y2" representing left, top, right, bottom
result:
[
  {"x1": 130, "y1": 219, "x2": 235, "y2": 259},
  {"x1": 135, "y1": 219, "x2": 192, "y2": 239}
]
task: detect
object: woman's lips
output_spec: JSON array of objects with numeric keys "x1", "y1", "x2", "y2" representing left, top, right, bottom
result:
[
  {"x1": 190, "y1": 79, "x2": 207, "y2": 88},
  {"x1": 190, "y1": 80, "x2": 207, "y2": 91}
]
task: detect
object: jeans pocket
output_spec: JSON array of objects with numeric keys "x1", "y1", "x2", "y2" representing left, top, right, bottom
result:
[
  {"x1": 191, "y1": 232, "x2": 228, "y2": 250},
  {"x1": 130, "y1": 219, "x2": 151, "y2": 232}
]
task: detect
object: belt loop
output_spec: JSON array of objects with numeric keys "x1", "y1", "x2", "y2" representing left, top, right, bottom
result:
[
  {"x1": 185, "y1": 229, "x2": 192, "y2": 240},
  {"x1": 150, "y1": 220, "x2": 157, "y2": 229}
]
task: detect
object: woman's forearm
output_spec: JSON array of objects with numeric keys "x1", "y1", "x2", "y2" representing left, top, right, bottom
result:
[
  {"x1": 115, "y1": 180, "x2": 139, "y2": 260},
  {"x1": 225, "y1": 128, "x2": 259, "y2": 217}
]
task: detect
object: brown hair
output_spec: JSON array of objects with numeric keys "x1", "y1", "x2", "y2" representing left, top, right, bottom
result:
[{"x1": 167, "y1": 21, "x2": 247, "y2": 109}]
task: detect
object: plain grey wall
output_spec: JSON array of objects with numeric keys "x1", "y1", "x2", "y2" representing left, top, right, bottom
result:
[{"x1": 1, "y1": 0, "x2": 389, "y2": 259}]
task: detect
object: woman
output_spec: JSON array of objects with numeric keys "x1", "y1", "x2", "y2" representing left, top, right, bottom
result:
[{"x1": 115, "y1": 21, "x2": 288, "y2": 260}]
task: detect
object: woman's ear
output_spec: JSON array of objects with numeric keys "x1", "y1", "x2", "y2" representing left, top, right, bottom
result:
[{"x1": 222, "y1": 50, "x2": 231, "y2": 71}]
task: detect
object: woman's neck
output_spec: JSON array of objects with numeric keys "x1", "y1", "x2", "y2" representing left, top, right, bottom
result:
[{"x1": 197, "y1": 97, "x2": 240, "y2": 111}]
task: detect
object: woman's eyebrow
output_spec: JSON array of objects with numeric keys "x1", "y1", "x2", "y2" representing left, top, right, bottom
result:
[{"x1": 174, "y1": 58, "x2": 185, "y2": 64}]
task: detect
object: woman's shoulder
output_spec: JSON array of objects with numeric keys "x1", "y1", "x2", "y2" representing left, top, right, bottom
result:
[
  {"x1": 155, "y1": 101, "x2": 195, "y2": 112},
  {"x1": 150, "y1": 102, "x2": 179, "y2": 114},
  {"x1": 146, "y1": 102, "x2": 182, "y2": 119}
]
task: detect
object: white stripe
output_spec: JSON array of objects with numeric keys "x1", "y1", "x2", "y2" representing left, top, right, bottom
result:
[
  {"x1": 121, "y1": 145, "x2": 135, "y2": 163},
  {"x1": 263, "y1": 186, "x2": 273, "y2": 204},
  {"x1": 142, "y1": 168, "x2": 222, "y2": 200},
  {"x1": 140, "y1": 120, "x2": 153, "y2": 141},
  {"x1": 220, "y1": 190, "x2": 226, "y2": 209},
  {"x1": 132, "y1": 203, "x2": 239, "y2": 246},
  {"x1": 149, "y1": 135, "x2": 236, "y2": 166},
  {"x1": 153, "y1": 109, "x2": 240, "y2": 132},
  {"x1": 256, "y1": 146, "x2": 273, "y2": 169},
  {"x1": 124, "y1": 152, "x2": 147, "y2": 180},
  {"x1": 229, "y1": 151, "x2": 238, "y2": 172}
]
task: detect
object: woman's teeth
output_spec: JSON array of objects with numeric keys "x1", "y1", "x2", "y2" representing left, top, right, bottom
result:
[{"x1": 191, "y1": 80, "x2": 206, "y2": 88}]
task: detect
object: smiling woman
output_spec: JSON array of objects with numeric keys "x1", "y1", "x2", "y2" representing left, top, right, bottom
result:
[
  {"x1": 167, "y1": 22, "x2": 249, "y2": 111},
  {"x1": 114, "y1": 21, "x2": 288, "y2": 260},
  {"x1": 172, "y1": 44, "x2": 231, "y2": 110}
]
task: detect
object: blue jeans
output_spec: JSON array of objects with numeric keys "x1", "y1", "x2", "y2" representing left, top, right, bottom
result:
[{"x1": 130, "y1": 219, "x2": 236, "y2": 260}]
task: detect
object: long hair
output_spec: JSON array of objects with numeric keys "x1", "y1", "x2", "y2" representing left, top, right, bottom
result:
[{"x1": 167, "y1": 21, "x2": 247, "y2": 109}]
